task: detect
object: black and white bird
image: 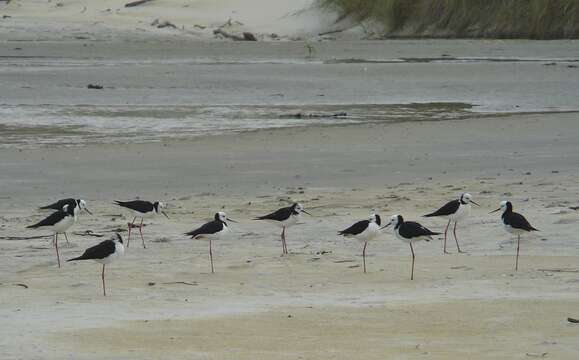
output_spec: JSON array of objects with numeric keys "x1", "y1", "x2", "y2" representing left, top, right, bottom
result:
[
  {"x1": 490, "y1": 200, "x2": 538, "y2": 271},
  {"x1": 424, "y1": 193, "x2": 479, "y2": 254},
  {"x1": 338, "y1": 213, "x2": 382, "y2": 273},
  {"x1": 39, "y1": 198, "x2": 92, "y2": 244},
  {"x1": 27, "y1": 204, "x2": 76, "y2": 268},
  {"x1": 185, "y1": 212, "x2": 237, "y2": 273},
  {"x1": 67, "y1": 233, "x2": 125, "y2": 296},
  {"x1": 114, "y1": 200, "x2": 169, "y2": 248},
  {"x1": 381, "y1": 215, "x2": 440, "y2": 280},
  {"x1": 253, "y1": 202, "x2": 312, "y2": 255},
  {"x1": 40, "y1": 198, "x2": 92, "y2": 216}
]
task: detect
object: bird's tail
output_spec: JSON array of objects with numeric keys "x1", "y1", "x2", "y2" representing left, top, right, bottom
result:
[
  {"x1": 26, "y1": 223, "x2": 41, "y2": 229},
  {"x1": 423, "y1": 212, "x2": 437, "y2": 217},
  {"x1": 67, "y1": 255, "x2": 89, "y2": 262}
]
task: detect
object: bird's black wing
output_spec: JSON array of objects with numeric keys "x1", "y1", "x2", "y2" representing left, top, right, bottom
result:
[
  {"x1": 338, "y1": 220, "x2": 370, "y2": 236},
  {"x1": 185, "y1": 221, "x2": 223, "y2": 238},
  {"x1": 509, "y1": 212, "x2": 538, "y2": 232},
  {"x1": 254, "y1": 206, "x2": 292, "y2": 221},
  {"x1": 114, "y1": 200, "x2": 153, "y2": 213},
  {"x1": 27, "y1": 210, "x2": 67, "y2": 228},
  {"x1": 39, "y1": 198, "x2": 76, "y2": 210},
  {"x1": 400, "y1": 221, "x2": 441, "y2": 239},
  {"x1": 424, "y1": 200, "x2": 460, "y2": 217},
  {"x1": 68, "y1": 240, "x2": 116, "y2": 261}
]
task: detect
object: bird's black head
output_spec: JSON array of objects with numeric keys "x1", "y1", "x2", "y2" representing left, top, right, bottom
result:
[
  {"x1": 504, "y1": 201, "x2": 513, "y2": 212},
  {"x1": 374, "y1": 214, "x2": 381, "y2": 226},
  {"x1": 115, "y1": 233, "x2": 123, "y2": 244},
  {"x1": 396, "y1": 214, "x2": 404, "y2": 226},
  {"x1": 214, "y1": 212, "x2": 221, "y2": 221}
]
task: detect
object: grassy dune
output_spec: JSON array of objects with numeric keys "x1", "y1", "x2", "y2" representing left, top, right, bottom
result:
[{"x1": 319, "y1": 0, "x2": 579, "y2": 39}]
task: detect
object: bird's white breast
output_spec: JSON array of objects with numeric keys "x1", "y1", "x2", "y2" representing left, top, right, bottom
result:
[
  {"x1": 53, "y1": 216, "x2": 75, "y2": 233},
  {"x1": 449, "y1": 203, "x2": 470, "y2": 222}
]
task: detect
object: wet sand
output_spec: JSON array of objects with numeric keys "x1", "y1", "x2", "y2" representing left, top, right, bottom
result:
[{"x1": 1, "y1": 113, "x2": 579, "y2": 359}]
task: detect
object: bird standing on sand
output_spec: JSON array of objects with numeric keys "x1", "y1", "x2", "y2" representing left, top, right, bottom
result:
[
  {"x1": 338, "y1": 213, "x2": 382, "y2": 273},
  {"x1": 424, "y1": 193, "x2": 479, "y2": 254},
  {"x1": 39, "y1": 198, "x2": 93, "y2": 244},
  {"x1": 113, "y1": 200, "x2": 168, "y2": 248},
  {"x1": 67, "y1": 233, "x2": 125, "y2": 296},
  {"x1": 490, "y1": 200, "x2": 538, "y2": 271},
  {"x1": 253, "y1": 203, "x2": 312, "y2": 255},
  {"x1": 381, "y1": 215, "x2": 440, "y2": 280},
  {"x1": 27, "y1": 204, "x2": 76, "y2": 268},
  {"x1": 185, "y1": 212, "x2": 237, "y2": 273}
]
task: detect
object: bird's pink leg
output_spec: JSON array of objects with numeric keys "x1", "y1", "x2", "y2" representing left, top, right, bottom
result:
[
  {"x1": 64, "y1": 232, "x2": 70, "y2": 245},
  {"x1": 102, "y1": 264, "x2": 106, "y2": 296},
  {"x1": 139, "y1": 218, "x2": 146, "y2": 249},
  {"x1": 281, "y1": 226, "x2": 287, "y2": 255},
  {"x1": 409, "y1": 242, "x2": 415, "y2": 280},
  {"x1": 55, "y1": 233, "x2": 61, "y2": 268},
  {"x1": 515, "y1": 234, "x2": 520, "y2": 271},
  {"x1": 453, "y1": 222, "x2": 465, "y2": 253},
  {"x1": 127, "y1": 217, "x2": 136, "y2": 248},
  {"x1": 209, "y1": 239, "x2": 214, "y2": 274},
  {"x1": 362, "y1": 241, "x2": 368, "y2": 273},
  {"x1": 443, "y1": 220, "x2": 451, "y2": 254}
]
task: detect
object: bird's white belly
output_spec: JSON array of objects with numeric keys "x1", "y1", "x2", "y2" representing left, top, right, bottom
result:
[
  {"x1": 53, "y1": 216, "x2": 75, "y2": 233},
  {"x1": 268, "y1": 214, "x2": 299, "y2": 228},
  {"x1": 133, "y1": 210, "x2": 155, "y2": 219},
  {"x1": 503, "y1": 223, "x2": 525, "y2": 235},
  {"x1": 449, "y1": 204, "x2": 470, "y2": 222},
  {"x1": 355, "y1": 223, "x2": 381, "y2": 243}
]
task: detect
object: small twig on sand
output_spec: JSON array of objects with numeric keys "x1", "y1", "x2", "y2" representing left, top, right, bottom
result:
[
  {"x1": 318, "y1": 29, "x2": 345, "y2": 36},
  {"x1": 538, "y1": 268, "x2": 579, "y2": 273},
  {"x1": 125, "y1": 0, "x2": 155, "y2": 8},
  {"x1": 568, "y1": 317, "x2": 579, "y2": 323},
  {"x1": 14, "y1": 283, "x2": 29, "y2": 289},
  {"x1": 72, "y1": 230, "x2": 105, "y2": 238},
  {"x1": 0, "y1": 235, "x2": 52, "y2": 240},
  {"x1": 161, "y1": 281, "x2": 198, "y2": 286}
]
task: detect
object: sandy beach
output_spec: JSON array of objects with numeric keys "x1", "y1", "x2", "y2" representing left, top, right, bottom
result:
[
  {"x1": 1, "y1": 1, "x2": 579, "y2": 358},
  {"x1": 2, "y1": 112, "x2": 579, "y2": 359}
]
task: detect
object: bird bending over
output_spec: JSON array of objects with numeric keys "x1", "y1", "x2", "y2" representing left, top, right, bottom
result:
[{"x1": 114, "y1": 200, "x2": 168, "y2": 248}]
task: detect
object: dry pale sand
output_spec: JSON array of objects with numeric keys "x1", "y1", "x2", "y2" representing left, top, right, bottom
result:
[
  {"x1": 1, "y1": 113, "x2": 579, "y2": 359},
  {"x1": 0, "y1": 0, "x2": 340, "y2": 41}
]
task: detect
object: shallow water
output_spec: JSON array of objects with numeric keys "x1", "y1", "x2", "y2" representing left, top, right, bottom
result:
[{"x1": 1, "y1": 40, "x2": 578, "y2": 148}]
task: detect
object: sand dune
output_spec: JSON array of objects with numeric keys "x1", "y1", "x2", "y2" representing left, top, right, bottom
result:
[{"x1": 1, "y1": 0, "x2": 342, "y2": 41}]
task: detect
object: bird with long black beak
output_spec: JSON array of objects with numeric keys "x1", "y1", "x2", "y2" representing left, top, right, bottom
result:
[
  {"x1": 185, "y1": 212, "x2": 238, "y2": 273},
  {"x1": 253, "y1": 202, "x2": 312, "y2": 255},
  {"x1": 490, "y1": 200, "x2": 538, "y2": 271},
  {"x1": 113, "y1": 200, "x2": 169, "y2": 248},
  {"x1": 381, "y1": 215, "x2": 440, "y2": 280},
  {"x1": 424, "y1": 193, "x2": 480, "y2": 254}
]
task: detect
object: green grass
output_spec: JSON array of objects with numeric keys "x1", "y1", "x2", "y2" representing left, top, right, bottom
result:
[{"x1": 318, "y1": 0, "x2": 579, "y2": 39}]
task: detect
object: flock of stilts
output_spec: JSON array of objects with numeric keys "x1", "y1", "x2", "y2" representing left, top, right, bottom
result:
[{"x1": 25, "y1": 193, "x2": 538, "y2": 296}]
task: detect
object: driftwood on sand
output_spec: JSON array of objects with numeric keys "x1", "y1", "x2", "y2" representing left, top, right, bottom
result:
[
  {"x1": 125, "y1": 0, "x2": 155, "y2": 8},
  {"x1": 213, "y1": 29, "x2": 257, "y2": 41}
]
